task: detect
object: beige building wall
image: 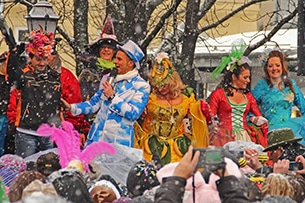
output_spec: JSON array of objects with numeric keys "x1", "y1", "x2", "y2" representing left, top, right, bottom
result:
[{"x1": 0, "y1": 0, "x2": 272, "y2": 75}]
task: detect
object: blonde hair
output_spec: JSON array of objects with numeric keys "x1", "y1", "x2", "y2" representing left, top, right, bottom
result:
[
  {"x1": 261, "y1": 173, "x2": 294, "y2": 198},
  {"x1": 150, "y1": 69, "x2": 186, "y2": 98}
]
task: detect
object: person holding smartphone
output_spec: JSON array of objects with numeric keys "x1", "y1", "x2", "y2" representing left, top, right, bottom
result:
[{"x1": 245, "y1": 128, "x2": 305, "y2": 177}]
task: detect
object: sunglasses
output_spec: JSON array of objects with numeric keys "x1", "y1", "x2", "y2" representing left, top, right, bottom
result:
[{"x1": 100, "y1": 44, "x2": 115, "y2": 50}]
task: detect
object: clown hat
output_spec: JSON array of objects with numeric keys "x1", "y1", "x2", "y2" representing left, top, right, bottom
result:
[{"x1": 85, "y1": 14, "x2": 119, "y2": 56}]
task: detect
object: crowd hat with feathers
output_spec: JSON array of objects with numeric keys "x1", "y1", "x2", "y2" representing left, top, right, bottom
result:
[
  {"x1": 85, "y1": 14, "x2": 119, "y2": 56},
  {"x1": 37, "y1": 121, "x2": 116, "y2": 172},
  {"x1": 210, "y1": 38, "x2": 251, "y2": 80}
]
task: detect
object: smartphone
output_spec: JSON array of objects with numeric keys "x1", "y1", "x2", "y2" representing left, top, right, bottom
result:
[
  {"x1": 289, "y1": 161, "x2": 303, "y2": 171},
  {"x1": 193, "y1": 148, "x2": 226, "y2": 171}
]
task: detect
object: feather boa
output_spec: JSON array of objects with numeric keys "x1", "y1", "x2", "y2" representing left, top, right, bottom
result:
[{"x1": 37, "y1": 121, "x2": 116, "y2": 171}]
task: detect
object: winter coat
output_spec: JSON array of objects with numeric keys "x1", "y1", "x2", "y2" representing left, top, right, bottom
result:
[
  {"x1": 279, "y1": 142, "x2": 305, "y2": 161},
  {"x1": 0, "y1": 75, "x2": 10, "y2": 116},
  {"x1": 154, "y1": 176, "x2": 186, "y2": 203},
  {"x1": 60, "y1": 67, "x2": 90, "y2": 134},
  {"x1": 7, "y1": 88, "x2": 18, "y2": 125},
  {"x1": 70, "y1": 69, "x2": 150, "y2": 147},
  {"x1": 216, "y1": 175, "x2": 250, "y2": 203},
  {"x1": 0, "y1": 75, "x2": 10, "y2": 115},
  {"x1": 7, "y1": 61, "x2": 62, "y2": 130},
  {"x1": 48, "y1": 169, "x2": 93, "y2": 203}
]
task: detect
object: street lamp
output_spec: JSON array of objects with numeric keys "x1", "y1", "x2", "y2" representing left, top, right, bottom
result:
[{"x1": 25, "y1": 0, "x2": 60, "y2": 35}]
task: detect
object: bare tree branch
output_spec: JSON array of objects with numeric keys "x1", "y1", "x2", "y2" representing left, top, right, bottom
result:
[
  {"x1": 199, "y1": 0, "x2": 268, "y2": 33},
  {"x1": 16, "y1": 0, "x2": 32, "y2": 7},
  {"x1": 141, "y1": 0, "x2": 183, "y2": 49},
  {"x1": 107, "y1": 0, "x2": 123, "y2": 21},
  {"x1": 198, "y1": 0, "x2": 217, "y2": 19},
  {"x1": 146, "y1": 0, "x2": 163, "y2": 17},
  {"x1": 243, "y1": 7, "x2": 297, "y2": 56},
  {"x1": 57, "y1": 26, "x2": 75, "y2": 50}
]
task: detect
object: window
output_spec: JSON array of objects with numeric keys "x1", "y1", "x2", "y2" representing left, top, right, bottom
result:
[{"x1": 15, "y1": 27, "x2": 28, "y2": 43}]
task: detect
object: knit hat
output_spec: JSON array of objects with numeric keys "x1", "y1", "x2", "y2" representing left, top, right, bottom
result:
[
  {"x1": 17, "y1": 194, "x2": 69, "y2": 203},
  {"x1": 89, "y1": 174, "x2": 128, "y2": 201},
  {"x1": 126, "y1": 160, "x2": 160, "y2": 197},
  {"x1": 0, "y1": 154, "x2": 27, "y2": 173},
  {"x1": 129, "y1": 196, "x2": 153, "y2": 203},
  {"x1": 21, "y1": 179, "x2": 58, "y2": 200},
  {"x1": 48, "y1": 169, "x2": 93, "y2": 203},
  {"x1": 263, "y1": 128, "x2": 302, "y2": 152},
  {"x1": 107, "y1": 197, "x2": 132, "y2": 203},
  {"x1": 8, "y1": 170, "x2": 47, "y2": 202},
  {"x1": 0, "y1": 154, "x2": 27, "y2": 187},
  {"x1": 0, "y1": 167, "x2": 18, "y2": 187},
  {"x1": 36, "y1": 152, "x2": 61, "y2": 177}
]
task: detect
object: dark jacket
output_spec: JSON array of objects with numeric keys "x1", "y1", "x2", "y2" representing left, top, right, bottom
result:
[
  {"x1": 18, "y1": 65, "x2": 61, "y2": 130},
  {"x1": 0, "y1": 75, "x2": 10, "y2": 115},
  {"x1": 216, "y1": 176, "x2": 250, "y2": 203},
  {"x1": 7, "y1": 53, "x2": 62, "y2": 130},
  {"x1": 154, "y1": 176, "x2": 186, "y2": 203}
]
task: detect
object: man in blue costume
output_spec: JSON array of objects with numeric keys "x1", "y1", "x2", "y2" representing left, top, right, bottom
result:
[{"x1": 62, "y1": 40, "x2": 150, "y2": 147}]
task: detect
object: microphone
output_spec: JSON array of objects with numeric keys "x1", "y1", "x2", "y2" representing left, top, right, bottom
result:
[{"x1": 108, "y1": 68, "x2": 118, "y2": 87}]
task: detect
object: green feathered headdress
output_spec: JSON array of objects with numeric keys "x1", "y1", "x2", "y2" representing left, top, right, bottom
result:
[{"x1": 211, "y1": 38, "x2": 250, "y2": 80}]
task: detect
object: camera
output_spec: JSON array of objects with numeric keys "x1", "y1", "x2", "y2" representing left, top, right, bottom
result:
[
  {"x1": 289, "y1": 161, "x2": 303, "y2": 171},
  {"x1": 229, "y1": 150, "x2": 244, "y2": 160},
  {"x1": 193, "y1": 147, "x2": 226, "y2": 172}
]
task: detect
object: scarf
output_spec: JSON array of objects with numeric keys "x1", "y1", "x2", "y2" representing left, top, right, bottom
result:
[
  {"x1": 114, "y1": 69, "x2": 139, "y2": 83},
  {"x1": 96, "y1": 57, "x2": 116, "y2": 70}
]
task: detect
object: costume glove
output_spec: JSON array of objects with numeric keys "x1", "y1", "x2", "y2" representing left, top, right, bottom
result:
[
  {"x1": 200, "y1": 100, "x2": 212, "y2": 125},
  {"x1": 250, "y1": 116, "x2": 268, "y2": 126}
]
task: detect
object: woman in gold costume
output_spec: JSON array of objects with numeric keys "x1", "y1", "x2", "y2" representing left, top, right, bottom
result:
[{"x1": 135, "y1": 52, "x2": 209, "y2": 164}]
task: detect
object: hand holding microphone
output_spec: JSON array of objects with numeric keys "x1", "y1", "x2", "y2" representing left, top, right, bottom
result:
[
  {"x1": 103, "y1": 68, "x2": 118, "y2": 100},
  {"x1": 108, "y1": 68, "x2": 118, "y2": 87}
]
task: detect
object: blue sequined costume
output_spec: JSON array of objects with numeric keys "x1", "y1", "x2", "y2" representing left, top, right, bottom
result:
[{"x1": 252, "y1": 78, "x2": 305, "y2": 145}]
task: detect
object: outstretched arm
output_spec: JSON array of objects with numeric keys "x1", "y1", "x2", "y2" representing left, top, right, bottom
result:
[{"x1": 154, "y1": 146, "x2": 199, "y2": 203}]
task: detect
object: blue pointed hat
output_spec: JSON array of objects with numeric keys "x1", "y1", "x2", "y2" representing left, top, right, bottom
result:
[{"x1": 117, "y1": 40, "x2": 144, "y2": 69}]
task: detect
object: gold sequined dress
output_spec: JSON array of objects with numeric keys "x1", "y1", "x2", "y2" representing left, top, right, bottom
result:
[{"x1": 134, "y1": 93, "x2": 209, "y2": 164}]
